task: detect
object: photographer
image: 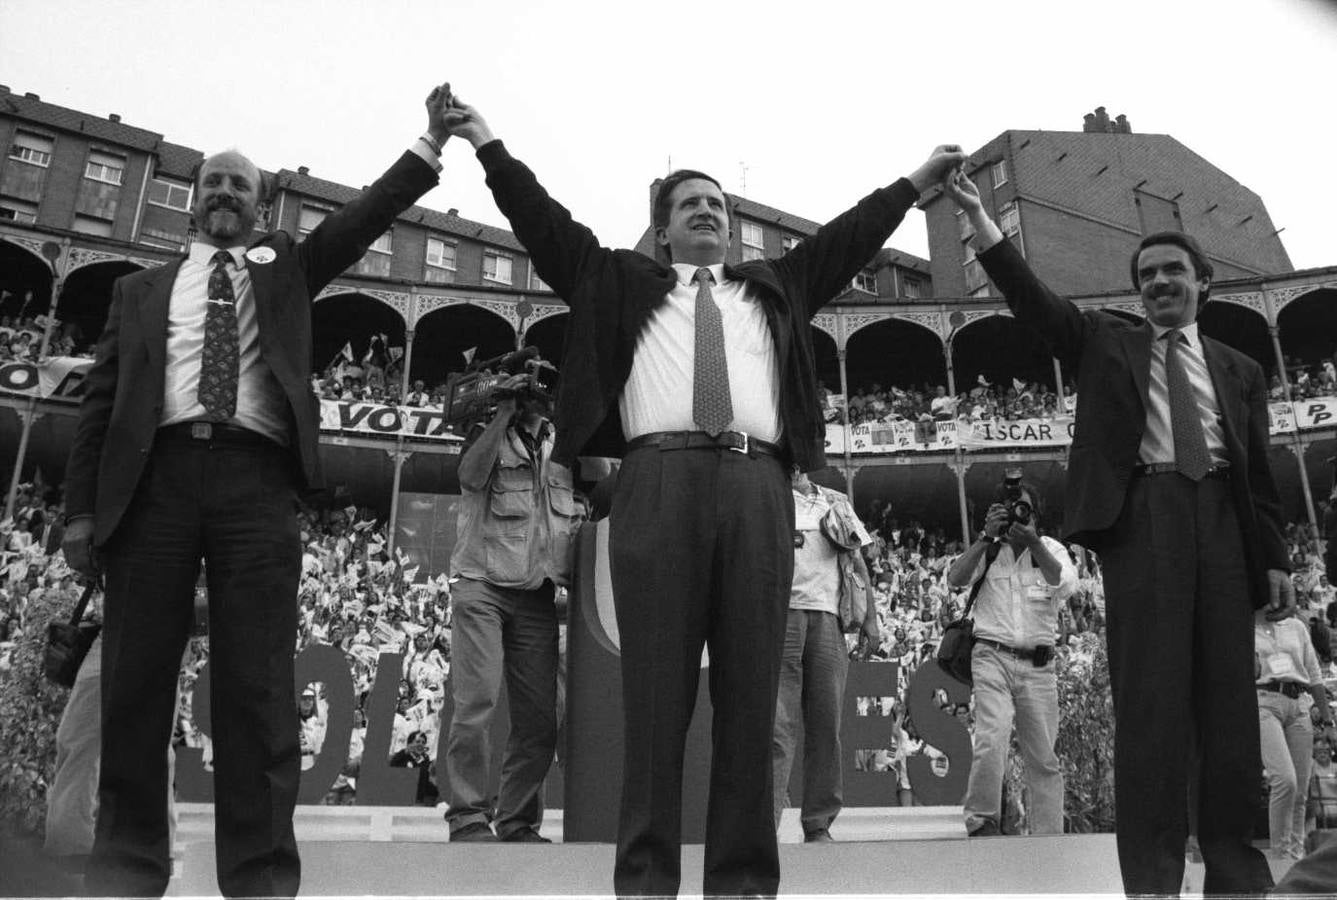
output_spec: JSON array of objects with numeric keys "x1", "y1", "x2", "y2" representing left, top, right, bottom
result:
[
  {"x1": 443, "y1": 372, "x2": 578, "y2": 843},
  {"x1": 946, "y1": 476, "x2": 1076, "y2": 836}
]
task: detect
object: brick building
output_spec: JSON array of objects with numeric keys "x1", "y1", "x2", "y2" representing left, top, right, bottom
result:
[{"x1": 920, "y1": 107, "x2": 1294, "y2": 299}]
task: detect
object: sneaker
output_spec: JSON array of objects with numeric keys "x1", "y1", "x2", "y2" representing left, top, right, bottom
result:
[
  {"x1": 451, "y1": 822, "x2": 498, "y2": 842},
  {"x1": 499, "y1": 826, "x2": 551, "y2": 843},
  {"x1": 967, "y1": 819, "x2": 1000, "y2": 837},
  {"x1": 803, "y1": 829, "x2": 834, "y2": 843}
]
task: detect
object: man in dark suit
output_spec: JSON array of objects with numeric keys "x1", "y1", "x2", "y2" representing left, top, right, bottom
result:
[
  {"x1": 945, "y1": 170, "x2": 1293, "y2": 896},
  {"x1": 441, "y1": 90, "x2": 964, "y2": 897},
  {"x1": 60, "y1": 82, "x2": 453, "y2": 898}
]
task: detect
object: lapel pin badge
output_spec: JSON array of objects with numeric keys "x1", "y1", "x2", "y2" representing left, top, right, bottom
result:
[{"x1": 245, "y1": 246, "x2": 276, "y2": 265}]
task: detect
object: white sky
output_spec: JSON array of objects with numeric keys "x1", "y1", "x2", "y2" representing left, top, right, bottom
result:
[{"x1": 2, "y1": 0, "x2": 1335, "y2": 270}]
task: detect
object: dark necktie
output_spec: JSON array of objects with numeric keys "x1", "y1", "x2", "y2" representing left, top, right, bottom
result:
[
  {"x1": 199, "y1": 249, "x2": 240, "y2": 420},
  {"x1": 692, "y1": 267, "x2": 732, "y2": 436},
  {"x1": 1164, "y1": 329, "x2": 1210, "y2": 480}
]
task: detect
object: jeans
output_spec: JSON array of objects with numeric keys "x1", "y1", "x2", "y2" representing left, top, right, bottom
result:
[
  {"x1": 444, "y1": 577, "x2": 558, "y2": 838},
  {"x1": 771, "y1": 609, "x2": 848, "y2": 836},
  {"x1": 962, "y1": 642, "x2": 1064, "y2": 834},
  {"x1": 1258, "y1": 689, "x2": 1314, "y2": 859}
]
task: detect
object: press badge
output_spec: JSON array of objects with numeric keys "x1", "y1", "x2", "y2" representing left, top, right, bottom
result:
[
  {"x1": 1266, "y1": 653, "x2": 1298, "y2": 678},
  {"x1": 246, "y1": 246, "x2": 276, "y2": 265}
]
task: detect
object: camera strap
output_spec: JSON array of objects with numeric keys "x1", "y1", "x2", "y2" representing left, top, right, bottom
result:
[
  {"x1": 68, "y1": 580, "x2": 99, "y2": 626},
  {"x1": 960, "y1": 540, "x2": 1003, "y2": 620}
]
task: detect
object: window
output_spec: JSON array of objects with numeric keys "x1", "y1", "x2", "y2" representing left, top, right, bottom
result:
[
  {"x1": 991, "y1": 160, "x2": 1008, "y2": 188},
  {"x1": 999, "y1": 202, "x2": 1025, "y2": 256},
  {"x1": 147, "y1": 178, "x2": 192, "y2": 211},
  {"x1": 8, "y1": 131, "x2": 53, "y2": 167},
  {"x1": 529, "y1": 267, "x2": 550, "y2": 292},
  {"x1": 367, "y1": 230, "x2": 393, "y2": 255},
  {"x1": 72, "y1": 214, "x2": 113, "y2": 237},
  {"x1": 956, "y1": 208, "x2": 974, "y2": 241},
  {"x1": 426, "y1": 237, "x2": 456, "y2": 270},
  {"x1": 139, "y1": 227, "x2": 185, "y2": 250},
  {"x1": 298, "y1": 204, "x2": 330, "y2": 235},
  {"x1": 969, "y1": 283, "x2": 994, "y2": 299},
  {"x1": 852, "y1": 269, "x2": 877, "y2": 294},
  {"x1": 84, "y1": 150, "x2": 125, "y2": 186},
  {"x1": 0, "y1": 198, "x2": 37, "y2": 224},
  {"x1": 483, "y1": 250, "x2": 513, "y2": 285},
  {"x1": 902, "y1": 278, "x2": 922, "y2": 299},
  {"x1": 781, "y1": 235, "x2": 801, "y2": 253},
  {"x1": 740, "y1": 222, "x2": 765, "y2": 261},
  {"x1": 963, "y1": 258, "x2": 988, "y2": 292}
]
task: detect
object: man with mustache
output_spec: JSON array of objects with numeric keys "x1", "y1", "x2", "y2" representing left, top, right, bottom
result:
[
  {"x1": 440, "y1": 88, "x2": 964, "y2": 897},
  {"x1": 61, "y1": 82, "x2": 454, "y2": 898},
  {"x1": 944, "y1": 169, "x2": 1293, "y2": 896}
]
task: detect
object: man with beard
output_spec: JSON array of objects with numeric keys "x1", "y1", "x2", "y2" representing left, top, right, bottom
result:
[
  {"x1": 945, "y1": 170, "x2": 1292, "y2": 895},
  {"x1": 61, "y1": 82, "x2": 454, "y2": 898}
]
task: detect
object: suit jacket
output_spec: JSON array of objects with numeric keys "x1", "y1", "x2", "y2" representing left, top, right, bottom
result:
[
  {"x1": 64, "y1": 151, "x2": 439, "y2": 546},
  {"x1": 474, "y1": 140, "x2": 921, "y2": 471},
  {"x1": 978, "y1": 239, "x2": 1289, "y2": 607}
]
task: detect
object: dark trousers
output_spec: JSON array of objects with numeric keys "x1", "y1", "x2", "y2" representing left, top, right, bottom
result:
[
  {"x1": 87, "y1": 434, "x2": 301, "y2": 898},
  {"x1": 771, "y1": 609, "x2": 848, "y2": 836},
  {"x1": 444, "y1": 577, "x2": 558, "y2": 838},
  {"x1": 609, "y1": 446, "x2": 793, "y2": 898},
  {"x1": 1100, "y1": 473, "x2": 1272, "y2": 896}
]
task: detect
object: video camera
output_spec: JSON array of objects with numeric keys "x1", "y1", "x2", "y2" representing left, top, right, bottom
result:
[
  {"x1": 1000, "y1": 469, "x2": 1033, "y2": 528},
  {"x1": 442, "y1": 346, "x2": 559, "y2": 425}
]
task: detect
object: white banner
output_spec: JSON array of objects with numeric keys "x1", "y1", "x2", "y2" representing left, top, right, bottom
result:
[
  {"x1": 0, "y1": 357, "x2": 91, "y2": 401},
  {"x1": 318, "y1": 400, "x2": 464, "y2": 442},
  {"x1": 1289, "y1": 397, "x2": 1337, "y2": 432}
]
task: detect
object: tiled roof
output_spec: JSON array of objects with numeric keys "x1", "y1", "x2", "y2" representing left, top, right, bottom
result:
[
  {"x1": 154, "y1": 141, "x2": 203, "y2": 180},
  {"x1": 276, "y1": 166, "x2": 525, "y2": 252},
  {"x1": 873, "y1": 247, "x2": 931, "y2": 274},
  {"x1": 0, "y1": 87, "x2": 163, "y2": 151}
]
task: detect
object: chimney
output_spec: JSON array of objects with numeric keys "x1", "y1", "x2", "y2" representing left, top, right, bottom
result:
[
  {"x1": 24, "y1": 92, "x2": 39, "y2": 100},
  {"x1": 1083, "y1": 112, "x2": 1098, "y2": 133},
  {"x1": 1115, "y1": 113, "x2": 1132, "y2": 134},
  {"x1": 297, "y1": 165, "x2": 309, "y2": 176},
  {"x1": 1094, "y1": 106, "x2": 1111, "y2": 132},
  {"x1": 109, "y1": 113, "x2": 121, "y2": 123},
  {"x1": 447, "y1": 208, "x2": 458, "y2": 217}
]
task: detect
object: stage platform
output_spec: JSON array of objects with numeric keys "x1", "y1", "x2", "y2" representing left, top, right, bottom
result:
[{"x1": 162, "y1": 804, "x2": 1293, "y2": 897}]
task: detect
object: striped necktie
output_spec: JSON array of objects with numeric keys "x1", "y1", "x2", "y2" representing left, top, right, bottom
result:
[{"x1": 1164, "y1": 328, "x2": 1210, "y2": 480}]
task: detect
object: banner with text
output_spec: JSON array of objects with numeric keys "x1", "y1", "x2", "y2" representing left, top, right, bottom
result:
[
  {"x1": 0, "y1": 357, "x2": 91, "y2": 402},
  {"x1": 318, "y1": 400, "x2": 464, "y2": 443}
]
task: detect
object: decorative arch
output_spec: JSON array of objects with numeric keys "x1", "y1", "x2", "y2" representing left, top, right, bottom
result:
[
  {"x1": 0, "y1": 233, "x2": 53, "y2": 271},
  {"x1": 58, "y1": 259, "x2": 146, "y2": 350},
  {"x1": 311, "y1": 292, "x2": 409, "y2": 381},
  {"x1": 949, "y1": 311, "x2": 1061, "y2": 391},
  {"x1": 314, "y1": 284, "x2": 411, "y2": 321},
  {"x1": 522, "y1": 309, "x2": 570, "y2": 368},
  {"x1": 844, "y1": 316, "x2": 948, "y2": 396},
  {"x1": 1275, "y1": 287, "x2": 1337, "y2": 376},
  {"x1": 409, "y1": 302, "x2": 518, "y2": 387}
]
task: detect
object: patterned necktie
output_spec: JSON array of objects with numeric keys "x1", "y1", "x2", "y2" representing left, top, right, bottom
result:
[
  {"x1": 199, "y1": 249, "x2": 240, "y2": 420},
  {"x1": 1164, "y1": 329, "x2": 1210, "y2": 480},
  {"x1": 692, "y1": 267, "x2": 732, "y2": 436}
]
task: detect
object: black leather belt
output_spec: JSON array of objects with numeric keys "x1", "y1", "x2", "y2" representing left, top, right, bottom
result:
[
  {"x1": 625, "y1": 430, "x2": 783, "y2": 460},
  {"x1": 1133, "y1": 462, "x2": 1231, "y2": 480},
  {"x1": 976, "y1": 637, "x2": 1039, "y2": 662},
  {"x1": 157, "y1": 421, "x2": 279, "y2": 450},
  {"x1": 1258, "y1": 680, "x2": 1306, "y2": 699}
]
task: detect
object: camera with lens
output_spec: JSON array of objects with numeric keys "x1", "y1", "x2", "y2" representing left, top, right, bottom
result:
[
  {"x1": 442, "y1": 346, "x2": 560, "y2": 425},
  {"x1": 1000, "y1": 469, "x2": 1033, "y2": 528}
]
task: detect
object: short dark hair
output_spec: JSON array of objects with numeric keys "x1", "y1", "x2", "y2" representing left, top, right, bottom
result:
[{"x1": 1129, "y1": 231, "x2": 1214, "y2": 307}]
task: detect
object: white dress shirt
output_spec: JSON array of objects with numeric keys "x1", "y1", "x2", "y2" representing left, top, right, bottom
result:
[
  {"x1": 1138, "y1": 321, "x2": 1228, "y2": 466},
  {"x1": 619, "y1": 262, "x2": 781, "y2": 442},
  {"x1": 963, "y1": 536, "x2": 1078, "y2": 650}
]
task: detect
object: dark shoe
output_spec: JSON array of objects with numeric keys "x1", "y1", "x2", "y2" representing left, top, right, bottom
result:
[
  {"x1": 499, "y1": 826, "x2": 551, "y2": 843},
  {"x1": 451, "y1": 822, "x2": 498, "y2": 842},
  {"x1": 804, "y1": 828, "x2": 834, "y2": 843},
  {"x1": 967, "y1": 819, "x2": 1000, "y2": 837}
]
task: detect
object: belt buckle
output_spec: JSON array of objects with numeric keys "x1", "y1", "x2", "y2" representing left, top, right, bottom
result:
[
  {"x1": 190, "y1": 422, "x2": 213, "y2": 441},
  {"x1": 728, "y1": 431, "x2": 749, "y2": 455}
]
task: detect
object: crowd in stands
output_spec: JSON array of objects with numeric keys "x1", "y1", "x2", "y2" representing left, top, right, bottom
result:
[{"x1": 0, "y1": 315, "x2": 85, "y2": 362}]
